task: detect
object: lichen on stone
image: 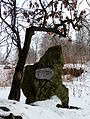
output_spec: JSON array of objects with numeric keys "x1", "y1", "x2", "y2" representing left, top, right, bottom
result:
[{"x1": 21, "y1": 45, "x2": 69, "y2": 108}]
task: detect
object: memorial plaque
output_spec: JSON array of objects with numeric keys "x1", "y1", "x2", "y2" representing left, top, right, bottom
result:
[{"x1": 35, "y1": 68, "x2": 54, "y2": 80}]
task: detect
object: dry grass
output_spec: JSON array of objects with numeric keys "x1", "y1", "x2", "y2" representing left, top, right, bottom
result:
[
  {"x1": 0, "y1": 67, "x2": 14, "y2": 87},
  {"x1": 62, "y1": 67, "x2": 84, "y2": 82}
]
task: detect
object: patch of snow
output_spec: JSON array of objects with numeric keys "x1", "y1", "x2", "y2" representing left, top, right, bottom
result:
[
  {"x1": 0, "y1": 62, "x2": 90, "y2": 119},
  {"x1": 64, "y1": 63, "x2": 85, "y2": 69}
]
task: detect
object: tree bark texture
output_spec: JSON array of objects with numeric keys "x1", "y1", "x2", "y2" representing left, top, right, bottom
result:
[{"x1": 8, "y1": 28, "x2": 34, "y2": 101}]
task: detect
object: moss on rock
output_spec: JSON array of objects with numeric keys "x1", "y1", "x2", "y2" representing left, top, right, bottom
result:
[{"x1": 21, "y1": 45, "x2": 69, "y2": 108}]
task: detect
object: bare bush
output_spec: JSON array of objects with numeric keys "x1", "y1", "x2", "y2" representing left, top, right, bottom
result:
[
  {"x1": 39, "y1": 33, "x2": 90, "y2": 64},
  {"x1": 0, "y1": 67, "x2": 14, "y2": 87}
]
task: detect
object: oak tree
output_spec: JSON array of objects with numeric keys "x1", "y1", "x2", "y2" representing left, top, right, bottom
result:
[{"x1": 0, "y1": 0, "x2": 86, "y2": 101}]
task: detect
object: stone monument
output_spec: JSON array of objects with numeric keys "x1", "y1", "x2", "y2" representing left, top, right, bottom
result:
[{"x1": 21, "y1": 45, "x2": 69, "y2": 108}]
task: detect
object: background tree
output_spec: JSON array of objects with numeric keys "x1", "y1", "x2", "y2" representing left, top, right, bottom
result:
[
  {"x1": 0, "y1": 0, "x2": 87, "y2": 101},
  {"x1": 26, "y1": 46, "x2": 38, "y2": 64},
  {"x1": 39, "y1": 31, "x2": 90, "y2": 64},
  {"x1": 0, "y1": 51, "x2": 3, "y2": 64}
]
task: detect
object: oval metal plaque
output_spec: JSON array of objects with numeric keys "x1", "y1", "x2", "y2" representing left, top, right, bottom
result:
[{"x1": 35, "y1": 68, "x2": 54, "y2": 80}]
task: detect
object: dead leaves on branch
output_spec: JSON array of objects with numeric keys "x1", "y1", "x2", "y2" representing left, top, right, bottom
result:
[{"x1": 1, "y1": 0, "x2": 87, "y2": 35}]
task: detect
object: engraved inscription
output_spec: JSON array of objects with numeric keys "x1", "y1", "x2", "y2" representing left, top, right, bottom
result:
[{"x1": 35, "y1": 68, "x2": 54, "y2": 80}]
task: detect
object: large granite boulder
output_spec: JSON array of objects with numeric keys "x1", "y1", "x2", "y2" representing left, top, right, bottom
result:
[{"x1": 21, "y1": 45, "x2": 69, "y2": 108}]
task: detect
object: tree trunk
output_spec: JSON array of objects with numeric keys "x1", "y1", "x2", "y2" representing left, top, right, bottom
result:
[
  {"x1": 8, "y1": 28, "x2": 34, "y2": 101},
  {"x1": 8, "y1": 26, "x2": 61, "y2": 101}
]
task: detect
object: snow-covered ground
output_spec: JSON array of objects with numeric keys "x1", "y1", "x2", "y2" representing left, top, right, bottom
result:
[{"x1": 0, "y1": 62, "x2": 90, "y2": 119}]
